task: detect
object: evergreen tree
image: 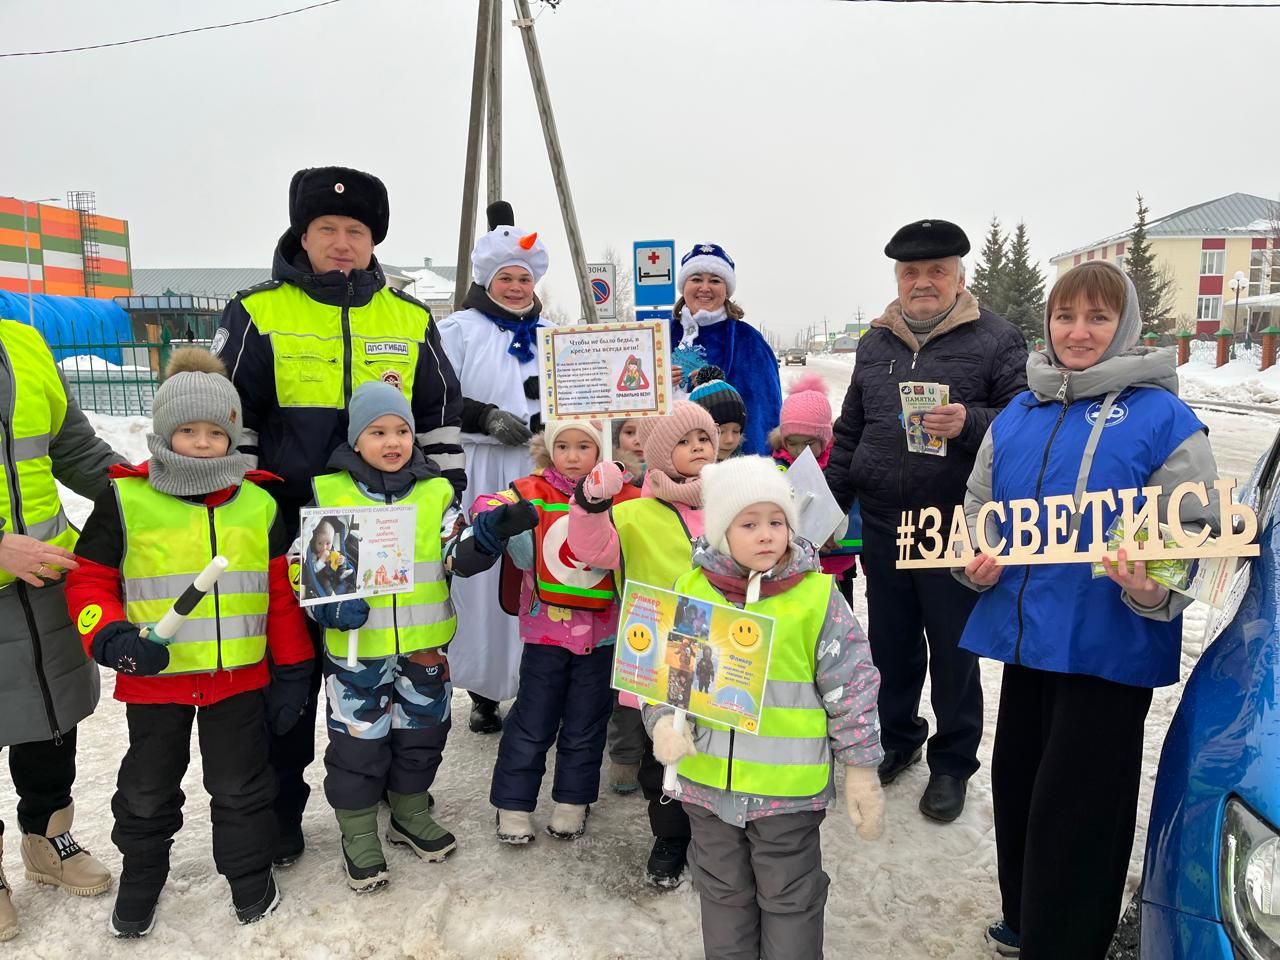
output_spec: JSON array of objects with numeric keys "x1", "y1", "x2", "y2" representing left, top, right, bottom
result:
[
  {"x1": 1002, "y1": 221, "x2": 1046, "y2": 342},
  {"x1": 1124, "y1": 193, "x2": 1177, "y2": 333},
  {"x1": 969, "y1": 217, "x2": 1008, "y2": 314}
]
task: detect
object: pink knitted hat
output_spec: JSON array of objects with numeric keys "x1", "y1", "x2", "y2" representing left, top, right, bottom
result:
[
  {"x1": 779, "y1": 373, "x2": 833, "y2": 446},
  {"x1": 637, "y1": 402, "x2": 719, "y2": 480}
]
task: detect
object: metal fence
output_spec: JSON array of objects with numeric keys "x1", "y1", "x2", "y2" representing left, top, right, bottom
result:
[{"x1": 55, "y1": 304, "x2": 222, "y2": 417}]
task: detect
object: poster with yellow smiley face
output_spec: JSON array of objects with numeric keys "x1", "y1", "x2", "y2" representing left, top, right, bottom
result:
[{"x1": 613, "y1": 581, "x2": 775, "y2": 734}]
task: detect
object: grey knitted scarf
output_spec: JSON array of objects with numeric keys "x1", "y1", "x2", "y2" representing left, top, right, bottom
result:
[
  {"x1": 146, "y1": 434, "x2": 252, "y2": 497},
  {"x1": 903, "y1": 298, "x2": 959, "y2": 340}
]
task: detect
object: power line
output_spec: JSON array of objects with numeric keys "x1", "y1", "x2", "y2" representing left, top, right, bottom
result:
[
  {"x1": 836, "y1": 0, "x2": 1280, "y2": 7},
  {"x1": 0, "y1": 0, "x2": 347, "y2": 58}
]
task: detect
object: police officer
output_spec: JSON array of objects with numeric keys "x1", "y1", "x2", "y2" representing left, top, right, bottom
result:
[
  {"x1": 0, "y1": 319, "x2": 122, "y2": 941},
  {"x1": 214, "y1": 166, "x2": 465, "y2": 866},
  {"x1": 825, "y1": 219, "x2": 1027, "y2": 823}
]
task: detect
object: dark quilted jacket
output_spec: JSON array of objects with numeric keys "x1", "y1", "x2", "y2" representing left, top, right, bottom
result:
[{"x1": 825, "y1": 297, "x2": 1027, "y2": 530}]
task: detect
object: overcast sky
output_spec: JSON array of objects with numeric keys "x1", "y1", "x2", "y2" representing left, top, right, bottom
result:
[{"x1": 4, "y1": 0, "x2": 1278, "y2": 342}]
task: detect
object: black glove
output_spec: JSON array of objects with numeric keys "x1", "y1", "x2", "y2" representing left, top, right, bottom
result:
[
  {"x1": 471, "y1": 496, "x2": 539, "y2": 555},
  {"x1": 523, "y1": 375, "x2": 541, "y2": 400},
  {"x1": 313, "y1": 598, "x2": 370, "y2": 631},
  {"x1": 266, "y1": 660, "x2": 313, "y2": 735},
  {"x1": 91, "y1": 621, "x2": 170, "y2": 676},
  {"x1": 484, "y1": 409, "x2": 533, "y2": 446}
]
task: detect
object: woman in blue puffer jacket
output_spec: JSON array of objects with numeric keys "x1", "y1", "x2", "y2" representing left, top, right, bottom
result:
[{"x1": 958, "y1": 261, "x2": 1221, "y2": 960}]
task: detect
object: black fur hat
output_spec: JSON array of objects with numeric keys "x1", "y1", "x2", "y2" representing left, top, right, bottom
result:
[{"x1": 289, "y1": 166, "x2": 389, "y2": 244}]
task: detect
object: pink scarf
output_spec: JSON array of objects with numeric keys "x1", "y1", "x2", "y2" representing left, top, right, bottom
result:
[{"x1": 647, "y1": 469, "x2": 702, "y2": 508}]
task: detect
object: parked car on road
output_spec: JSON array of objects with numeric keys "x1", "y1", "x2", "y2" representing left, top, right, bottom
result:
[
  {"x1": 1139, "y1": 430, "x2": 1280, "y2": 959},
  {"x1": 783, "y1": 347, "x2": 807, "y2": 366}
]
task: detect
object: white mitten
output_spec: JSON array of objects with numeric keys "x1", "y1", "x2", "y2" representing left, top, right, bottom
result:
[
  {"x1": 652, "y1": 714, "x2": 696, "y2": 766},
  {"x1": 845, "y1": 765, "x2": 885, "y2": 841},
  {"x1": 582, "y1": 460, "x2": 625, "y2": 502}
]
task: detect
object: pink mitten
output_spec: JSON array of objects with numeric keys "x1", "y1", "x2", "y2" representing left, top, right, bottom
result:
[{"x1": 582, "y1": 460, "x2": 625, "y2": 502}]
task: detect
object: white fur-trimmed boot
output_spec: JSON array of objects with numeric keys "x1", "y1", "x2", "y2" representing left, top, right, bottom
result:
[
  {"x1": 20, "y1": 803, "x2": 111, "y2": 897},
  {"x1": 545, "y1": 803, "x2": 590, "y2": 841},
  {"x1": 0, "y1": 831, "x2": 17, "y2": 942},
  {"x1": 495, "y1": 809, "x2": 536, "y2": 845}
]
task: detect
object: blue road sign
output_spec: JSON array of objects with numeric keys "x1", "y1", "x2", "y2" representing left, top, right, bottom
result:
[
  {"x1": 633, "y1": 240, "x2": 676, "y2": 307},
  {"x1": 636, "y1": 309, "x2": 670, "y2": 322}
]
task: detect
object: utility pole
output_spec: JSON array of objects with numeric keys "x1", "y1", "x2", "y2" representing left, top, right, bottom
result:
[
  {"x1": 485, "y1": 0, "x2": 502, "y2": 204},
  {"x1": 453, "y1": 0, "x2": 493, "y2": 312},
  {"x1": 512, "y1": 0, "x2": 598, "y2": 323}
]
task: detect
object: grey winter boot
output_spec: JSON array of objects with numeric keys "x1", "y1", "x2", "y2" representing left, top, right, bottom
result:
[
  {"x1": 0, "y1": 832, "x2": 17, "y2": 942},
  {"x1": 334, "y1": 807, "x2": 389, "y2": 893},
  {"x1": 20, "y1": 803, "x2": 111, "y2": 897},
  {"x1": 386, "y1": 792, "x2": 456, "y2": 862}
]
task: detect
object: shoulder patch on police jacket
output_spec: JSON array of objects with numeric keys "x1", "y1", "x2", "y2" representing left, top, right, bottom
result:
[
  {"x1": 236, "y1": 279, "x2": 285, "y2": 300},
  {"x1": 389, "y1": 286, "x2": 432, "y2": 318}
]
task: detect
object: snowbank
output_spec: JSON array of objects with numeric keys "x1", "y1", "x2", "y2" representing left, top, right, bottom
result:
[
  {"x1": 58, "y1": 355, "x2": 151, "y2": 376},
  {"x1": 1177, "y1": 358, "x2": 1280, "y2": 406}
]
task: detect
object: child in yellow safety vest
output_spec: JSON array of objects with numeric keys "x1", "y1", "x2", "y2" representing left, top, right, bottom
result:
[
  {"x1": 604, "y1": 416, "x2": 648, "y2": 795},
  {"x1": 645, "y1": 455, "x2": 886, "y2": 960},
  {"x1": 469, "y1": 419, "x2": 638, "y2": 844},
  {"x1": 300, "y1": 382, "x2": 517, "y2": 894},
  {"x1": 567, "y1": 400, "x2": 718, "y2": 887},
  {"x1": 66, "y1": 348, "x2": 315, "y2": 938}
]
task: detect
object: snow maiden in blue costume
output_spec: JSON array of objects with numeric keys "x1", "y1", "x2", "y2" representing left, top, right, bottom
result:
[{"x1": 670, "y1": 243, "x2": 781, "y2": 456}]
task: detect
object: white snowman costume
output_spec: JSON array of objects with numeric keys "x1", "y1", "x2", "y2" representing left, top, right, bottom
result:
[{"x1": 439, "y1": 225, "x2": 551, "y2": 701}]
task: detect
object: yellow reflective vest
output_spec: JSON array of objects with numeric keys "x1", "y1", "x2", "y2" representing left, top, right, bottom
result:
[
  {"x1": 115, "y1": 477, "x2": 275, "y2": 675},
  {"x1": 0, "y1": 321, "x2": 77, "y2": 585},
  {"x1": 673, "y1": 567, "x2": 835, "y2": 798},
  {"x1": 310, "y1": 471, "x2": 456, "y2": 659},
  {"x1": 241, "y1": 282, "x2": 430, "y2": 409},
  {"x1": 612, "y1": 498, "x2": 695, "y2": 591}
]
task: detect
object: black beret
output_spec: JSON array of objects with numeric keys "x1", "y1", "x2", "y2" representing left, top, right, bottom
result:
[
  {"x1": 884, "y1": 219, "x2": 970, "y2": 261},
  {"x1": 289, "y1": 166, "x2": 389, "y2": 244}
]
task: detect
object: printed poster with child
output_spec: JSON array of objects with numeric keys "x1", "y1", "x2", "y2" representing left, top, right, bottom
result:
[
  {"x1": 296, "y1": 504, "x2": 417, "y2": 607},
  {"x1": 537, "y1": 320, "x2": 672, "y2": 422},
  {"x1": 899, "y1": 381, "x2": 949, "y2": 456},
  {"x1": 613, "y1": 581, "x2": 774, "y2": 734}
]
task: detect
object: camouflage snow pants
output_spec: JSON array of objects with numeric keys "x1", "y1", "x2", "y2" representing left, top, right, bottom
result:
[{"x1": 321, "y1": 648, "x2": 451, "y2": 809}]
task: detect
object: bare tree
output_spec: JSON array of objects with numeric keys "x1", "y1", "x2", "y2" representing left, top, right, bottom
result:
[{"x1": 601, "y1": 245, "x2": 636, "y2": 323}]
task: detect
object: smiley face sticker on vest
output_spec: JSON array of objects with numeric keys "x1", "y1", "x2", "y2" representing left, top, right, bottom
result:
[
  {"x1": 77, "y1": 604, "x2": 103, "y2": 635},
  {"x1": 1085, "y1": 400, "x2": 1129, "y2": 427},
  {"x1": 729, "y1": 618, "x2": 762, "y2": 652},
  {"x1": 625, "y1": 622, "x2": 653, "y2": 653}
]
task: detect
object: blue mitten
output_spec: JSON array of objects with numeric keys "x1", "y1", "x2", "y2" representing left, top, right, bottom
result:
[
  {"x1": 91, "y1": 621, "x2": 170, "y2": 676},
  {"x1": 313, "y1": 598, "x2": 370, "y2": 631}
]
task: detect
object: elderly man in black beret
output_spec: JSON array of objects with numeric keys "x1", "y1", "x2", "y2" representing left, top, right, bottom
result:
[
  {"x1": 825, "y1": 219, "x2": 1027, "y2": 823},
  {"x1": 212, "y1": 166, "x2": 465, "y2": 866}
]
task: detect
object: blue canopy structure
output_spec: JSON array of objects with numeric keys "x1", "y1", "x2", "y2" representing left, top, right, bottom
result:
[{"x1": 0, "y1": 292, "x2": 131, "y2": 364}]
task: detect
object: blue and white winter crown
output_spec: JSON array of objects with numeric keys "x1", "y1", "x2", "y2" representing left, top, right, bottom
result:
[{"x1": 678, "y1": 242, "x2": 736, "y2": 298}]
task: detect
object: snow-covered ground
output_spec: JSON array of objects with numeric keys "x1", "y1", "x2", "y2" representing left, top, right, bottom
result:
[{"x1": 6, "y1": 364, "x2": 1279, "y2": 959}]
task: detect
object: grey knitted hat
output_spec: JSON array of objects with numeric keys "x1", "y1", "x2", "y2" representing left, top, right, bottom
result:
[
  {"x1": 151, "y1": 348, "x2": 243, "y2": 448},
  {"x1": 348, "y1": 381, "x2": 413, "y2": 448}
]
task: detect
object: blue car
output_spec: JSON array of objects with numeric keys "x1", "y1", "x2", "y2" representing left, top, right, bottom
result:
[{"x1": 1140, "y1": 434, "x2": 1280, "y2": 959}]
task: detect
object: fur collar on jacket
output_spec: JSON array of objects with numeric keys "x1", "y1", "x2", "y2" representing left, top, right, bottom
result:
[{"x1": 873, "y1": 289, "x2": 981, "y2": 352}]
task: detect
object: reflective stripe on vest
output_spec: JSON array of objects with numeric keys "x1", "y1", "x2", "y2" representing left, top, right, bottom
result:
[
  {"x1": 0, "y1": 321, "x2": 76, "y2": 586},
  {"x1": 242, "y1": 283, "x2": 429, "y2": 409},
  {"x1": 115, "y1": 477, "x2": 275, "y2": 676},
  {"x1": 673, "y1": 568, "x2": 834, "y2": 798},
  {"x1": 311, "y1": 471, "x2": 456, "y2": 658},
  {"x1": 513, "y1": 475, "x2": 636, "y2": 611},
  {"x1": 611, "y1": 498, "x2": 694, "y2": 592}
]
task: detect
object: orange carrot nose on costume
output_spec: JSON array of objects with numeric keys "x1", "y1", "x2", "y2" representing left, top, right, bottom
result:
[{"x1": 519, "y1": 232, "x2": 539, "y2": 250}]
